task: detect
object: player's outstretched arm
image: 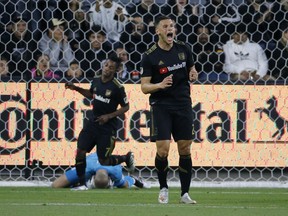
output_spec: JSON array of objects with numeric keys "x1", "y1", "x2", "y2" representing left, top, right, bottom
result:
[{"x1": 65, "y1": 82, "x2": 93, "y2": 99}]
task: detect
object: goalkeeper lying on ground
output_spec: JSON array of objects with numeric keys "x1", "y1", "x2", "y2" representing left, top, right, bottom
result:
[{"x1": 51, "y1": 153, "x2": 150, "y2": 190}]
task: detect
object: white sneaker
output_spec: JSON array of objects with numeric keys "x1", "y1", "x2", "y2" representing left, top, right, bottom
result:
[
  {"x1": 158, "y1": 188, "x2": 168, "y2": 204},
  {"x1": 142, "y1": 181, "x2": 151, "y2": 189},
  {"x1": 180, "y1": 193, "x2": 197, "y2": 204},
  {"x1": 71, "y1": 185, "x2": 88, "y2": 191}
]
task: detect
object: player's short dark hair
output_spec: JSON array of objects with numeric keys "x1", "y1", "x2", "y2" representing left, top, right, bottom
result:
[
  {"x1": 108, "y1": 53, "x2": 122, "y2": 70},
  {"x1": 154, "y1": 15, "x2": 171, "y2": 28}
]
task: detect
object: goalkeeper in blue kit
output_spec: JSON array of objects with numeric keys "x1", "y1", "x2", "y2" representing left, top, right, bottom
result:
[{"x1": 51, "y1": 153, "x2": 150, "y2": 189}]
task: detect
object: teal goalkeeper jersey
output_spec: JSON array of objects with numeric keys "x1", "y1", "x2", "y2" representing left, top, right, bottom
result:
[{"x1": 65, "y1": 153, "x2": 125, "y2": 187}]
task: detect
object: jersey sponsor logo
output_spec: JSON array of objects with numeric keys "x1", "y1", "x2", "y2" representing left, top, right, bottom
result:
[
  {"x1": 159, "y1": 67, "x2": 168, "y2": 74},
  {"x1": 94, "y1": 94, "x2": 111, "y2": 104},
  {"x1": 159, "y1": 62, "x2": 187, "y2": 74}
]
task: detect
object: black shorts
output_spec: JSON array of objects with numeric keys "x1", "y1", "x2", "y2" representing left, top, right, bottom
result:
[
  {"x1": 150, "y1": 105, "x2": 193, "y2": 142},
  {"x1": 77, "y1": 120, "x2": 116, "y2": 160}
]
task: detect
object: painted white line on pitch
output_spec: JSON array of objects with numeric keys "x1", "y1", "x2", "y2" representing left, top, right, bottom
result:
[
  {"x1": 1, "y1": 203, "x2": 286, "y2": 210},
  {"x1": 1, "y1": 181, "x2": 288, "y2": 188},
  {"x1": 3, "y1": 189, "x2": 288, "y2": 195}
]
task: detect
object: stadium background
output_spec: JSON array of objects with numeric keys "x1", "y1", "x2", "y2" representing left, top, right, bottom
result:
[{"x1": 0, "y1": 0, "x2": 287, "y2": 187}]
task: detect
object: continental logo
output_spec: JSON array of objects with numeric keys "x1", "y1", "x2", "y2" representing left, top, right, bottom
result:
[{"x1": 1, "y1": 83, "x2": 287, "y2": 167}]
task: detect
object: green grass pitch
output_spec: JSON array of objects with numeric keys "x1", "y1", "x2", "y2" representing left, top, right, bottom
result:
[{"x1": 0, "y1": 187, "x2": 287, "y2": 216}]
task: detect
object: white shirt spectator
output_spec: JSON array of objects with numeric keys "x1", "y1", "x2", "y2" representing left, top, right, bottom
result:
[
  {"x1": 89, "y1": 1, "x2": 128, "y2": 42},
  {"x1": 223, "y1": 39, "x2": 268, "y2": 78},
  {"x1": 38, "y1": 33, "x2": 74, "y2": 74}
]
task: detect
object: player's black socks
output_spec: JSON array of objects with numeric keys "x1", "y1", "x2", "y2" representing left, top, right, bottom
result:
[
  {"x1": 75, "y1": 157, "x2": 86, "y2": 186},
  {"x1": 155, "y1": 154, "x2": 169, "y2": 189},
  {"x1": 179, "y1": 154, "x2": 192, "y2": 196},
  {"x1": 108, "y1": 155, "x2": 126, "y2": 165}
]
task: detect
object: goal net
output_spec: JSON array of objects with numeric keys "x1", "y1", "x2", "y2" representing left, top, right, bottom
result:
[{"x1": 0, "y1": 0, "x2": 287, "y2": 187}]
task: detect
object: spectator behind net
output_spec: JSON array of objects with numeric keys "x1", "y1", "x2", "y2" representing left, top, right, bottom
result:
[
  {"x1": 192, "y1": 25, "x2": 227, "y2": 82},
  {"x1": 88, "y1": 0, "x2": 128, "y2": 43},
  {"x1": 114, "y1": 44, "x2": 135, "y2": 83},
  {"x1": 126, "y1": 0, "x2": 161, "y2": 28},
  {"x1": 38, "y1": 18, "x2": 75, "y2": 78},
  {"x1": 120, "y1": 15, "x2": 153, "y2": 72},
  {"x1": 239, "y1": 0, "x2": 287, "y2": 51},
  {"x1": 65, "y1": 60, "x2": 84, "y2": 80},
  {"x1": 223, "y1": 23, "x2": 275, "y2": 82},
  {"x1": 162, "y1": 0, "x2": 200, "y2": 43},
  {"x1": 0, "y1": 13, "x2": 36, "y2": 79},
  {"x1": 56, "y1": 0, "x2": 90, "y2": 51},
  {"x1": 31, "y1": 54, "x2": 60, "y2": 79},
  {"x1": 269, "y1": 26, "x2": 288, "y2": 81},
  {"x1": 201, "y1": 0, "x2": 241, "y2": 45},
  {"x1": 76, "y1": 25, "x2": 113, "y2": 78},
  {"x1": 0, "y1": 56, "x2": 9, "y2": 78}
]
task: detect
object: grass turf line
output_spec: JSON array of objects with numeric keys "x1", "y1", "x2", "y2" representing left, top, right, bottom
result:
[{"x1": 0, "y1": 187, "x2": 287, "y2": 216}]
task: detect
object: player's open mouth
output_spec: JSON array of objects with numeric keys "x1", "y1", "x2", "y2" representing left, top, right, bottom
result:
[{"x1": 167, "y1": 33, "x2": 173, "y2": 42}]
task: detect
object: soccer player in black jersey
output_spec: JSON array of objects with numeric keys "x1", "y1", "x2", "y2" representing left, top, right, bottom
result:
[
  {"x1": 65, "y1": 54, "x2": 135, "y2": 190},
  {"x1": 141, "y1": 16, "x2": 198, "y2": 204}
]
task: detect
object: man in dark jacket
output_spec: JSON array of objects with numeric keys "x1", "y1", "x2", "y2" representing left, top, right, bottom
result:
[{"x1": 0, "y1": 14, "x2": 36, "y2": 79}]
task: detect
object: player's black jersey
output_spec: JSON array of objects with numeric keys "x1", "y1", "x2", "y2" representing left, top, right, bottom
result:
[
  {"x1": 89, "y1": 76, "x2": 129, "y2": 127},
  {"x1": 141, "y1": 41, "x2": 194, "y2": 106}
]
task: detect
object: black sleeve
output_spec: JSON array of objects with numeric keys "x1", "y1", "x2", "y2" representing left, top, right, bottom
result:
[{"x1": 140, "y1": 53, "x2": 152, "y2": 78}]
